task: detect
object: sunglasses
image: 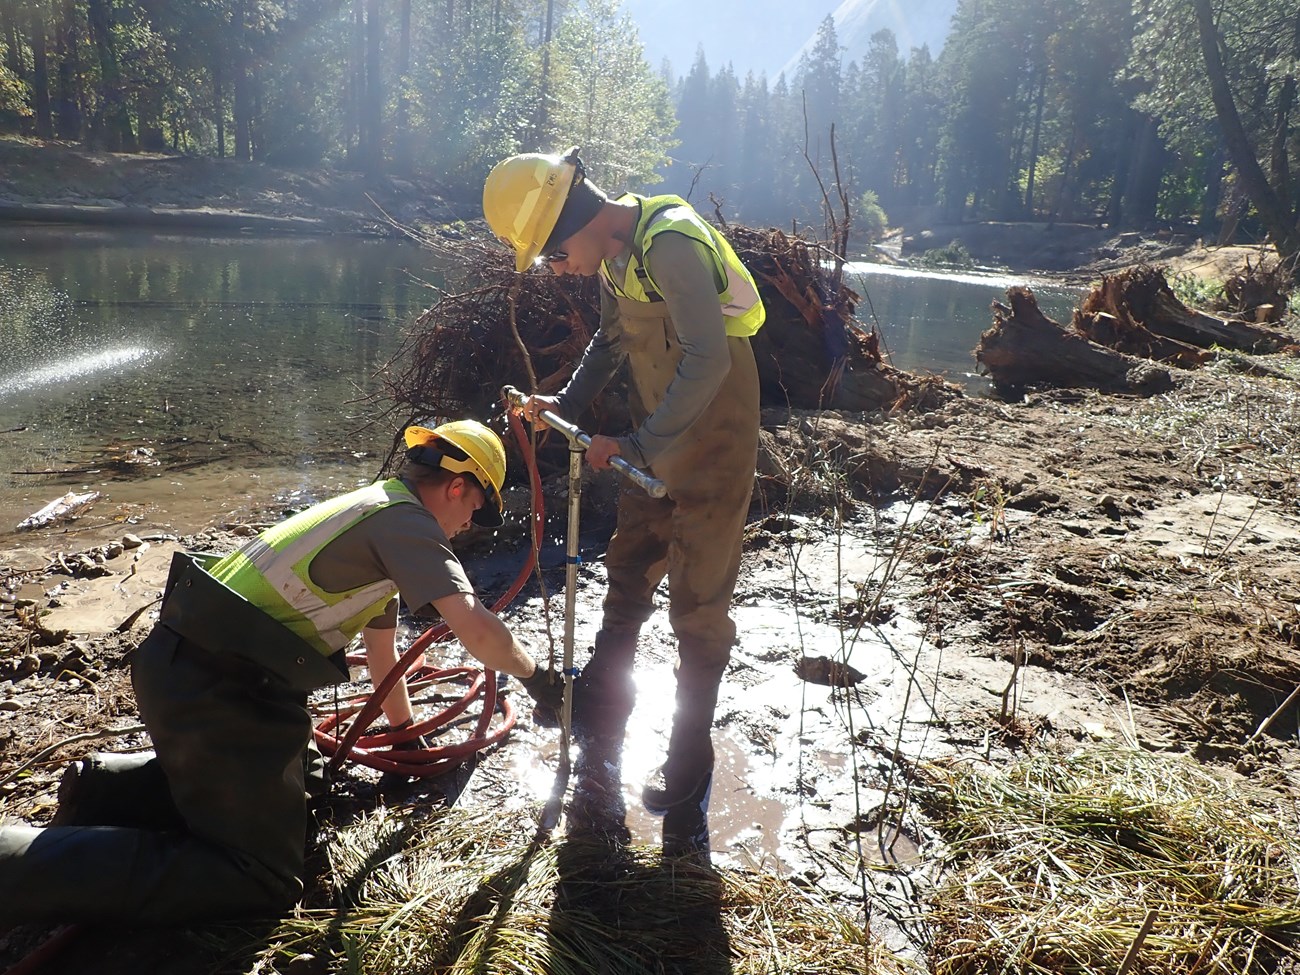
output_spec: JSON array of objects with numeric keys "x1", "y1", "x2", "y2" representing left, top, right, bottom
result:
[{"x1": 542, "y1": 248, "x2": 568, "y2": 264}]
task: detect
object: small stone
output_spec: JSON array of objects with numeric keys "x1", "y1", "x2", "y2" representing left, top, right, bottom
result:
[
  {"x1": 15, "y1": 655, "x2": 39, "y2": 678},
  {"x1": 14, "y1": 598, "x2": 35, "y2": 609},
  {"x1": 104, "y1": 541, "x2": 125, "y2": 559},
  {"x1": 122, "y1": 533, "x2": 144, "y2": 549},
  {"x1": 0, "y1": 699, "x2": 23, "y2": 712}
]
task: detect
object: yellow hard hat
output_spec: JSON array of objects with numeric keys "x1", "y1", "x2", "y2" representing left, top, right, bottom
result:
[
  {"x1": 483, "y1": 148, "x2": 581, "y2": 272},
  {"x1": 404, "y1": 419, "x2": 506, "y2": 527}
]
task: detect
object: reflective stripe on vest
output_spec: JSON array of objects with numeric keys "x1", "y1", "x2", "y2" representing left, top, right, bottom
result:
[
  {"x1": 207, "y1": 479, "x2": 421, "y2": 655},
  {"x1": 598, "y1": 193, "x2": 765, "y2": 337}
]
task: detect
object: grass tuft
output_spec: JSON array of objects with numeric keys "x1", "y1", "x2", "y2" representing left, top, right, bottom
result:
[
  {"x1": 249, "y1": 804, "x2": 904, "y2": 974},
  {"x1": 921, "y1": 745, "x2": 1300, "y2": 975}
]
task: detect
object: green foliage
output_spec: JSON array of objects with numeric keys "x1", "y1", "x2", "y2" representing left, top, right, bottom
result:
[
  {"x1": 1167, "y1": 271, "x2": 1226, "y2": 310},
  {"x1": 916, "y1": 239, "x2": 973, "y2": 268},
  {"x1": 544, "y1": 0, "x2": 676, "y2": 189},
  {"x1": 857, "y1": 189, "x2": 888, "y2": 242},
  {"x1": 0, "y1": 64, "x2": 29, "y2": 119},
  {"x1": 0, "y1": 0, "x2": 1294, "y2": 254}
]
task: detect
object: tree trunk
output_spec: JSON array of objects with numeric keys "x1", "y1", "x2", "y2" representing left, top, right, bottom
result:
[
  {"x1": 392, "y1": 0, "x2": 412, "y2": 174},
  {"x1": 1193, "y1": 0, "x2": 1300, "y2": 275},
  {"x1": 213, "y1": 56, "x2": 225, "y2": 158},
  {"x1": 1198, "y1": 148, "x2": 1225, "y2": 236},
  {"x1": 1077, "y1": 266, "x2": 1297, "y2": 354},
  {"x1": 1023, "y1": 68, "x2": 1046, "y2": 218},
  {"x1": 86, "y1": 0, "x2": 134, "y2": 151},
  {"x1": 2, "y1": 12, "x2": 22, "y2": 81},
  {"x1": 136, "y1": 89, "x2": 165, "y2": 151},
  {"x1": 233, "y1": 0, "x2": 253, "y2": 161},
  {"x1": 54, "y1": 0, "x2": 82, "y2": 140},
  {"x1": 29, "y1": 10, "x2": 54, "y2": 139},
  {"x1": 361, "y1": 0, "x2": 383, "y2": 175},
  {"x1": 346, "y1": 0, "x2": 363, "y2": 167},
  {"x1": 1120, "y1": 114, "x2": 1163, "y2": 230}
]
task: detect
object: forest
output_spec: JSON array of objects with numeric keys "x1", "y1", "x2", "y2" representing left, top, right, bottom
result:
[{"x1": 0, "y1": 0, "x2": 1298, "y2": 270}]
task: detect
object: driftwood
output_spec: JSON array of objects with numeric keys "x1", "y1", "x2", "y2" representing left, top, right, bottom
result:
[
  {"x1": 976, "y1": 287, "x2": 1173, "y2": 395},
  {"x1": 1075, "y1": 266, "x2": 1296, "y2": 355}
]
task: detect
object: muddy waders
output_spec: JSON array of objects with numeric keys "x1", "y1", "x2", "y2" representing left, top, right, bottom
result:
[
  {"x1": 0, "y1": 554, "x2": 345, "y2": 923},
  {"x1": 601, "y1": 295, "x2": 760, "y2": 821}
]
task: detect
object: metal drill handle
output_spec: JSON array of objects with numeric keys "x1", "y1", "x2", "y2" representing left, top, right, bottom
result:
[{"x1": 501, "y1": 385, "x2": 667, "y2": 498}]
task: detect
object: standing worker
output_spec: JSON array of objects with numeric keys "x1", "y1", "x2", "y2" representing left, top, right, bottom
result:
[
  {"x1": 483, "y1": 148, "x2": 763, "y2": 833},
  {"x1": 0, "y1": 420, "x2": 560, "y2": 923}
]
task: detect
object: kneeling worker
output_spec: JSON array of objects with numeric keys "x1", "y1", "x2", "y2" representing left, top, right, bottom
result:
[{"x1": 0, "y1": 419, "x2": 560, "y2": 923}]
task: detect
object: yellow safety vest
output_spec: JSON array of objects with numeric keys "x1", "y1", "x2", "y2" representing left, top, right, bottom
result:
[
  {"x1": 599, "y1": 193, "x2": 765, "y2": 337},
  {"x1": 208, "y1": 479, "x2": 421, "y2": 655}
]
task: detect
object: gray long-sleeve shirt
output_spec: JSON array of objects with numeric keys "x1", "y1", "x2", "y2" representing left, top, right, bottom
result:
[{"x1": 554, "y1": 230, "x2": 731, "y2": 468}]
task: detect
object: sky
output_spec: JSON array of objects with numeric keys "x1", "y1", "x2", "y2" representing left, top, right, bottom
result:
[{"x1": 621, "y1": 0, "x2": 957, "y2": 84}]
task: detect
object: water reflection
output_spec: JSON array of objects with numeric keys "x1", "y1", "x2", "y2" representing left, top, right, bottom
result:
[
  {"x1": 848, "y1": 260, "x2": 1082, "y2": 385},
  {"x1": 0, "y1": 228, "x2": 439, "y2": 530}
]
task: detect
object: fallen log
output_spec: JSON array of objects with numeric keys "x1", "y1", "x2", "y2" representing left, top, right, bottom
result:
[
  {"x1": 975, "y1": 286, "x2": 1174, "y2": 395},
  {"x1": 16, "y1": 490, "x2": 101, "y2": 531},
  {"x1": 1072, "y1": 310, "x2": 1213, "y2": 369},
  {"x1": 1076, "y1": 266, "x2": 1297, "y2": 355}
]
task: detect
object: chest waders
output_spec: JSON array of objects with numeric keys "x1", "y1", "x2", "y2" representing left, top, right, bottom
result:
[{"x1": 591, "y1": 196, "x2": 762, "y2": 830}]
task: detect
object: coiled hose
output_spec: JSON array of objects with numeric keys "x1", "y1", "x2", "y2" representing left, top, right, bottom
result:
[{"x1": 314, "y1": 407, "x2": 545, "y2": 780}]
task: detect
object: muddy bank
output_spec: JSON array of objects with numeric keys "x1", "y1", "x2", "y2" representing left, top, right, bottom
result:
[{"x1": 4, "y1": 356, "x2": 1300, "y2": 970}]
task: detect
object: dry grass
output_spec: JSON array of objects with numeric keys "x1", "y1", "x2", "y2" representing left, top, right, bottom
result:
[
  {"x1": 249, "y1": 804, "x2": 903, "y2": 975},
  {"x1": 922, "y1": 745, "x2": 1300, "y2": 975}
]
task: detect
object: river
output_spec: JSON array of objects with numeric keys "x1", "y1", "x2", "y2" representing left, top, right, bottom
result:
[{"x1": 0, "y1": 227, "x2": 1078, "y2": 535}]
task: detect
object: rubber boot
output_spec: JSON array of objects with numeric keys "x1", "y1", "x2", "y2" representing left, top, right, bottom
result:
[
  {"x1": 568, "y1": 628, "x2": 639, "y2": 739},
  {"x1": 642, "y1": 680, "x2": 718, "y2": 815},
  {"x1": 50, "y1": 751, "x2": 183, "y2": 830}
]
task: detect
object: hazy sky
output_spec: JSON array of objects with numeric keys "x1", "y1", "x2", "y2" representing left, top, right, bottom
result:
[{"x1": 621, "y1": 0, "x2": 836, "y2": 81}]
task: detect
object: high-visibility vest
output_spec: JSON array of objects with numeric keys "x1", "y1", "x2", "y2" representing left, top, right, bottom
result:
[
  {"x1": 207, "y1": 479, "x2": 421, "y2": 655},
  {"x1": 599, "y1": 193, "x2": 766, "y2": 337}
]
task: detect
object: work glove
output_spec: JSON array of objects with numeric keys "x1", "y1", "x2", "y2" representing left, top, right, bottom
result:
[{"x1": 519, "y1": 662, "x2": 565, "y2": 715}]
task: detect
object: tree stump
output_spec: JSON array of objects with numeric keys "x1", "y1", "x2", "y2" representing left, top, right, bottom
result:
[
  {"x1": 1077, "y1": 266, "x2": 1296, "y2": 354},
  {"x1": 975, "y1": 286, "x2": 1173, "y2": 395}
]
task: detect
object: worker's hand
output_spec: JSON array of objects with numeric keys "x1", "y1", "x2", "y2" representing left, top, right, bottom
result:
[
  {"x1": 517, "y1": 394, "x2": 562, "y2": 431},
  {"x1": 585, "y1": 435, "x2": 621, "y2": 470},
  {"x1": 519, "y1": 662, "x2": 564, "y2": 713}
]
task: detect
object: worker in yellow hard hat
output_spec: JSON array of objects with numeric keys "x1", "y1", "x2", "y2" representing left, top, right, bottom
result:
[
  {"x1": 0, "y1": 419, "x2": 561, "y2": 923},
  {"x1": 485, "y1": 148, "x2": 764, "y2": 854}
]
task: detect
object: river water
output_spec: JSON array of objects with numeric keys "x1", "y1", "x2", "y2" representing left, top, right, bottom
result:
[{"x1": 0, "y1": 227, "x2": 1078, "y2": 535}]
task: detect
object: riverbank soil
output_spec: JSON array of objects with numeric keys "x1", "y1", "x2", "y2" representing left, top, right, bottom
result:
[
  {"x1": 0, "y1": 136, "x2": 477, "y2": 235},
  {"x1": 4, "y1": 140, "x2": 1300, "y2": 971},
  {"x1": 4, "y1": 349, "x2": 1300, "y2": 972}
]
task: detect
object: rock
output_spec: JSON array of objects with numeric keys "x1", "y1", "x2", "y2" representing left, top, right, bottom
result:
[
  {"x1": 104, "y1": 541, "x2": 125, "y2": 559},
  {"x1": 122, "y1": 533, "x2": 145, "y2": 549},
  {"x1": 14, "y1": 655, "x2": 39, "y2": 678},
  {"x1": 0, "y1": 699, "x2": 23, "y2": 712}
]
